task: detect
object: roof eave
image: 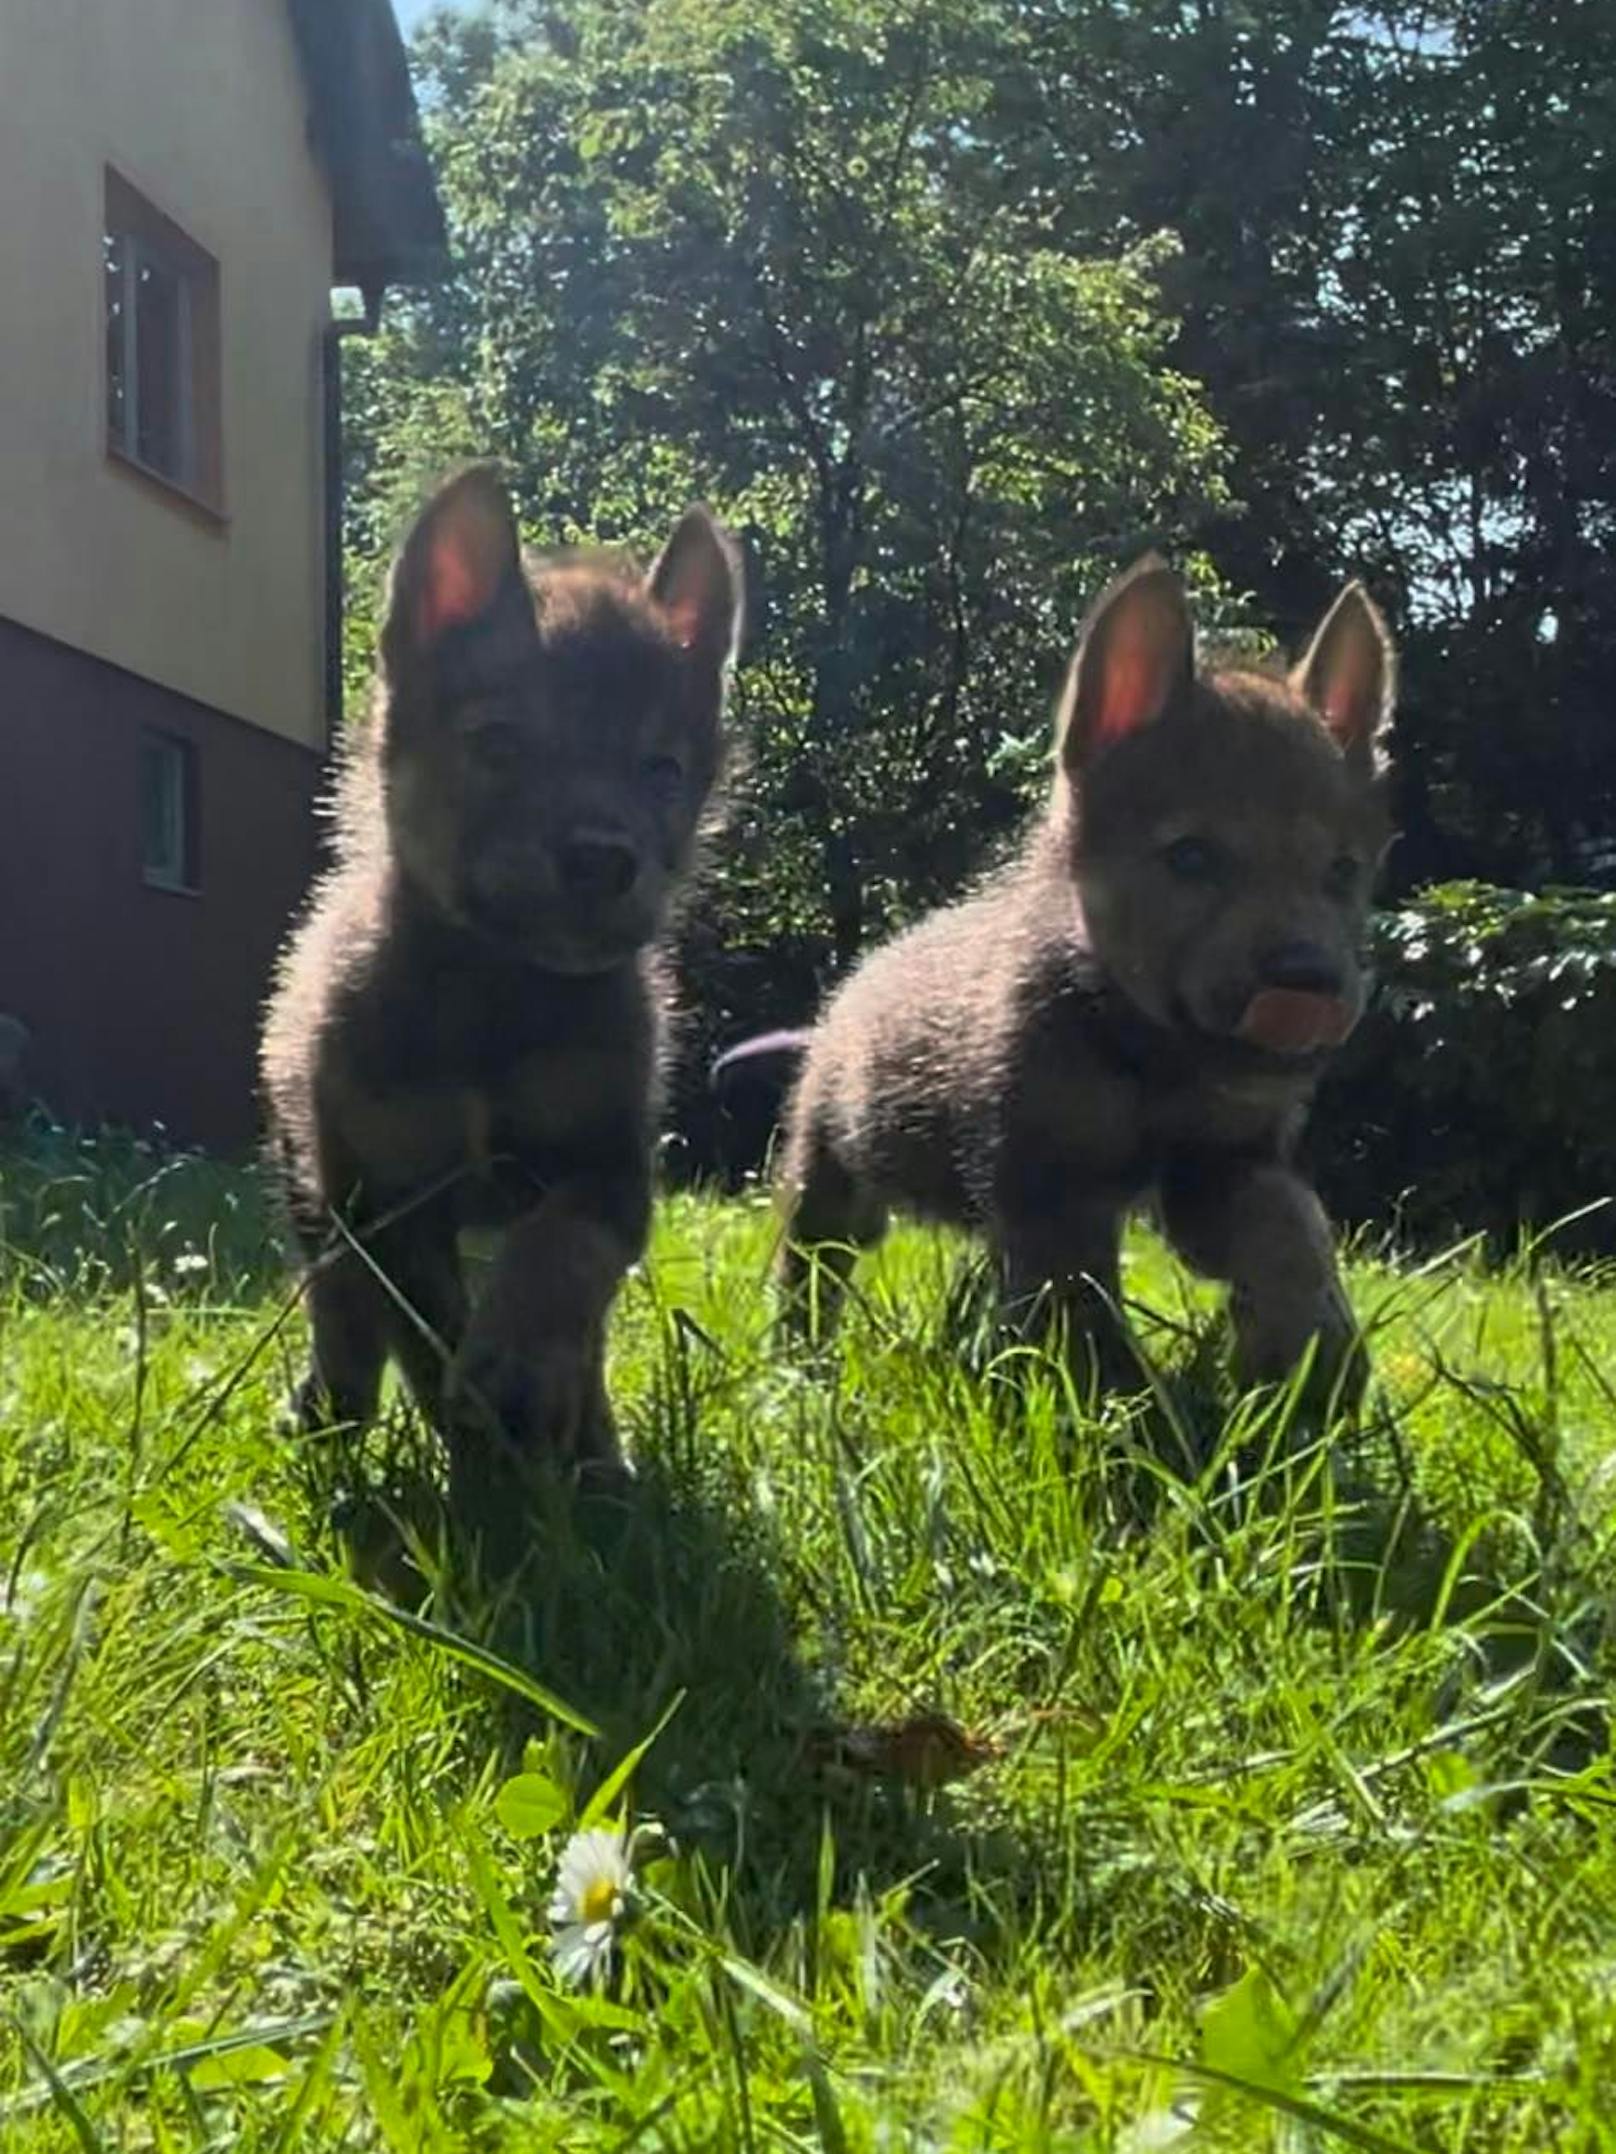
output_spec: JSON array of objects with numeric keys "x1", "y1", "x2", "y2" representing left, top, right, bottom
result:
[{"x1": 285, "y1": 0, "x2": 451, "y2": 296}]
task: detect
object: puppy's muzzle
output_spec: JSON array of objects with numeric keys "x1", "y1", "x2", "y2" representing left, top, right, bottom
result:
[{"x1": 1237, "y1": 941, "x2": 1355, "y2": 1055}]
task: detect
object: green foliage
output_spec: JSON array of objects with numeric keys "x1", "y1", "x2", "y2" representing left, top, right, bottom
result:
[
  {"x1": 1315, "y1": 884, "x2": 1616, "y2": 1253},
  {"x1": 1, "y1": 1142, "x2": 1615, "y2": 2145},
  {"x1": 363, "y1": 0, "x2": 1616, "y2": 900},
  {"x1": 345, "y1": 0, "x2": 1233, "y2": 1010},
  {"x1": 340, "y1": 0, "x2": 1616, "y2": 1217},
  {"x1": 0, "y1": 1120, "x2": 277, "y2": 1298},
  {"x1": 999, "y1": 0, "x2": 1616, "y2": 884},
  {"x1": 348, "y1": 2, "x2": 1616, "y2": 1147}
]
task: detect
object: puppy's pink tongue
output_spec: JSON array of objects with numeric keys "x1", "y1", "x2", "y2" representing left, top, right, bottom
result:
[{"x1": 1237, "y1": 988, "x2": 1353, "y2": 1055}]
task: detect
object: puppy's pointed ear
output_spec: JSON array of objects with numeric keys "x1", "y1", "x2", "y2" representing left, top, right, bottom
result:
[
  {"x1": 1293, "y1": 582, "x2": 1395, "y2": 770},
  {"x1": 1056, "y1": 556, "x2": 1193, "y2": 768},
  {"x1": 382, "y1": 464, "x2": 527, "y2": 670},
  {"x1": 649, "y1": 505, "x2": 744, "y2": 670}
]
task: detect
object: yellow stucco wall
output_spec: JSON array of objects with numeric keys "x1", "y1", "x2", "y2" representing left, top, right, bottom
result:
[{"x1": 0, "y1": 0, "x2": 332, "y2": 749}]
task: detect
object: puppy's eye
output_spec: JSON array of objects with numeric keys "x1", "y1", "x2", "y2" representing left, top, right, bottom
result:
[
  {"x1": 1324, "y1": 853, "x2": 1362, "y2": 900},
  {"x1": 642, "y1": 752, "x2": 684, "y2": 800},
  {"x1": 1162, "y1": 834, "x2": 1228, "y2": 884}
]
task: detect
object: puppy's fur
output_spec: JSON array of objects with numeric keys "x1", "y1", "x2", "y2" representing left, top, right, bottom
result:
[
  {"x1": 261, "y1": 466, "x2": 743, "y2": 1537},
  {"x1": 774, "y1": 559, "x2": 1395, "y2": 1404}
]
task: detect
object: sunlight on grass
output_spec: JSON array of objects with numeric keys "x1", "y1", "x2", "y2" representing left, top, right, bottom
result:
[{"x1": 0, "y1": 1133, "x2": 1612, "y2": 2147}]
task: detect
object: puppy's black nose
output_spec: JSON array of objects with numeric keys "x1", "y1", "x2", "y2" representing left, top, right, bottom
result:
[
  {"x1": 1260, "y1": 941, "x2": 1344, "y2": 996},
  {"x1": 559, "y1": 831, "x2": 639, "y2": 900}
]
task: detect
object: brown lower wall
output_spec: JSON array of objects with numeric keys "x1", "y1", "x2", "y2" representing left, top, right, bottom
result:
[{"x1": 0, "y1": 612, "x2": 321, "y2": 1153}]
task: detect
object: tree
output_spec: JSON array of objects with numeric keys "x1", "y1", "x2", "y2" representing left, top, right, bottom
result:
[
  {"x1": 1001, "y1": 0, "x2": 1616, "y2": 884},
  {"x1": 351, "y1": 0, "x2": 1616, "y2": 1081},
  {"x1": 345, "y1": 0, "x2": 1231, "y2": 1030}
]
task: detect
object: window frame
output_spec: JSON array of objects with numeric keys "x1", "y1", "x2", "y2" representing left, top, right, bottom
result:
[
  {"x1": 138, "y1": 729, "x2": 202, "y2": 897},
  {"x1": 106, "y1": 231, "x2": 198, "y2": 491},
  {"x1": 103, "y1": 169, "x2": 223, "y2": 517}
]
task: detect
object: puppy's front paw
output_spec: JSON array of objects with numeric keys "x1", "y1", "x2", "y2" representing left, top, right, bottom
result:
[
  {"x1": 449, "y1": 1339, "x2": 551, "y2": 1453},
  {"x1": 1236, "y1": 1292, "x2": 1368, "y2": 1422},
  {"x1": 285, "y1": 1371, "x2": 324, "y2": 1438},
  {"x1": 446, "y1": 1332, "x2": 619, "y2": 1464},
  {"x1": 290, "y1": 1367, "x2": 349, "y2": 1437}
]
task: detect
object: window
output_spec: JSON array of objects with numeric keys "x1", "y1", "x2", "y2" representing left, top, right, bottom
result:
[
  {"x1": 140, "y1": 731, "x2": 200, "y2": 894},
  {"x1": 104, "y1": 170, "x2": 222, "y2": 509}
]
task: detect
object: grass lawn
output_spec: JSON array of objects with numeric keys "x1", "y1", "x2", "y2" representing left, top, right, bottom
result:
[{"x1": 1, "y1": 1125, "x2": 1613, "y2": 2149}]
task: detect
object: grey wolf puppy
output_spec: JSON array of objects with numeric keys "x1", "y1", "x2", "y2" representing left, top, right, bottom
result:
[
  {"x1": 262, "y1": 466, "x2": 743, "y2": 1537},
  {"x1": 757, "y1": 557, "x2": 1394, "y2": 1404}
]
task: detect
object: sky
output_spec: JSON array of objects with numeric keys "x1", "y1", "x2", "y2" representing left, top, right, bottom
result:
[{"x1": 393, "y1": 0, "x2": 470, "y2": 28}]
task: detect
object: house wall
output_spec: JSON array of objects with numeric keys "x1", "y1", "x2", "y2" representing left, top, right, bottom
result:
[
  {"x1": 0, "y1": 0, "x2": 333, "y2": 752},
  {"x1": 0, "y1": 615, "x2": 321, "y2": 1152}
]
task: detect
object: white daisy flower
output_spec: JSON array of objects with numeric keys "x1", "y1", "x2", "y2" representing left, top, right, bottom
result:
[{"x1": 547, "y1": 1828, "x2": 631, "y2": 1987}]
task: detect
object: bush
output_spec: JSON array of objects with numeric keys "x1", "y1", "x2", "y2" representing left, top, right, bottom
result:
[
  {"x1": 1311, "y1": 883, "x2": 1616, "y2": 1254},
  {"x1": 0, "y1": 1117, "x2": 278, "y2": 1295}
]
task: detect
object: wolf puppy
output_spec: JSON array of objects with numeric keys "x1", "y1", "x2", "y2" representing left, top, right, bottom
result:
[
  {"x1": 262, "y1": 466, "x2": 742, "y2": 1532},
  {"x1": 773, "y1": 559, "x2": 1394, "y2": 1405}
]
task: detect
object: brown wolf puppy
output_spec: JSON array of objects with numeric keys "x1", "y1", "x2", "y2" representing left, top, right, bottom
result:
[
  {"x1": 261, "y1": 466, "x2": 742, "y2": 1533},
  {"x1": 772, "y1": 558, "x2": 1394, "y2": 1406}
]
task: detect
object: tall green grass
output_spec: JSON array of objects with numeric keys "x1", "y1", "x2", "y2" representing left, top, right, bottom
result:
[{"x1": 1, "y1": 1130, "x2": 1612, "y2": 2148}]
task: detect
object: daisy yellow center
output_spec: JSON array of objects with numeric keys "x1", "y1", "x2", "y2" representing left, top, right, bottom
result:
[{"x1": 579, "y1": 1876, "x2": 619, "y2": 1924}]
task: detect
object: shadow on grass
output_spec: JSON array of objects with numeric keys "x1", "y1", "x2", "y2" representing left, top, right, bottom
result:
[{"x1": 311, "y1": 1403, "x2": 1040, "y2": 1952}]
